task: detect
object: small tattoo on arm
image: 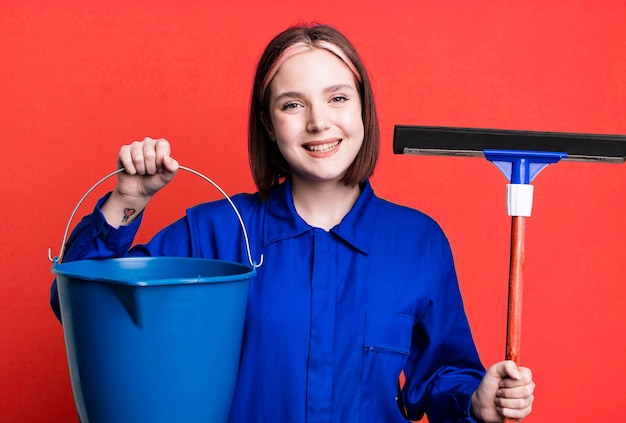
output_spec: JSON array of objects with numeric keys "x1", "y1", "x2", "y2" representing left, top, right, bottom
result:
[{"x1": 122, "y1": 208, "x2": 136, "y2": 223}]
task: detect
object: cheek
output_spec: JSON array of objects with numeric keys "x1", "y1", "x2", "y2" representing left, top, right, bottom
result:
[
  {"x1": 272, "y1": 116, "x2": 300, "y2": 144},
  {"x1": 348, "y1": 113, "x2": 365, "y2": 144},
  {"x1": 346, "y1": 103, "x2": 364, "y2": 138}
]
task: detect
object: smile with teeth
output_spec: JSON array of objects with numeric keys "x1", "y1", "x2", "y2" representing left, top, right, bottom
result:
[{"x1": 304, "y1": 140, "x2": 341, "y2": 153}]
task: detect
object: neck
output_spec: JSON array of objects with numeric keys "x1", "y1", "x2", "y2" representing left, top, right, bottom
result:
[{"x1": 290, "y1": 178, "x2": 362, "y2": 231}]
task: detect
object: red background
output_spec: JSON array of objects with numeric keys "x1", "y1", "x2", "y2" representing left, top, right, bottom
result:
[{"x1": 1, "y1": 1, "x2": 625, "y2": 421}]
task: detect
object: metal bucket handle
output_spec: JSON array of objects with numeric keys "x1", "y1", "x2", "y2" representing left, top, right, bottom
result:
[{"x1": 48, "y1": 165, "x2": 264, "y2": 269}]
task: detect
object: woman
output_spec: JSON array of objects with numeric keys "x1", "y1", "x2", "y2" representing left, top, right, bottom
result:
[{"x1": 51, "y1": 24, "x2": 534, "y2": 422}]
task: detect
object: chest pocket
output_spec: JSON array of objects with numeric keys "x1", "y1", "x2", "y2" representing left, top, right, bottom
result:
[
  {"x1": 360, "y1": 311, "x2": 414, "y2": 423},
  {"x1": 364, "y1": 311, "x2": 413, "y2": 353}
]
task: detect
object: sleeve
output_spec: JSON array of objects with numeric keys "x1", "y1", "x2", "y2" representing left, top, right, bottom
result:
[
  {"x1": 59, "y1": 193, "x2": 143, "y2": 262},
  {"x1": 401, "y1": 233, "x2": 486, "y2": 423}
]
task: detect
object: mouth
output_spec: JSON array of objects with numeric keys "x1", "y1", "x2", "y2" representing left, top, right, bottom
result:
[{"x1": 303, "y1": 139, "x2": 342, "y2": 153}]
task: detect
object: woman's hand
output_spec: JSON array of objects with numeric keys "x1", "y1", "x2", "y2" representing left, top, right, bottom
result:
[
  {"x1": 102, "y1": 137, "x2": 179, "y2": 227},
  {"x1": 470, "y1": 360, "x2": 535, "y2": 422},
  {"x1": 116, "y1": 137, "x2": 178, "y2": 198}
]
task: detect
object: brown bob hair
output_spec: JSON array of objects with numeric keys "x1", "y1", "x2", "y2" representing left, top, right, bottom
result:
[{"x1": 248, "y1": 24, "x2": 380, "y2": 198}]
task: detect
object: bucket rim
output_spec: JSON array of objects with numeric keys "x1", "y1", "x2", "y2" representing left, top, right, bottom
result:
[{"x1": 52, "y1": 256, "x2": 256, "y2": 287}]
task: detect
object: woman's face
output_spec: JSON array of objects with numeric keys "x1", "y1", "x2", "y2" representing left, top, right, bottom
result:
[{"x1": 266, "y1": 48, "x2": 364, "y2": 187}]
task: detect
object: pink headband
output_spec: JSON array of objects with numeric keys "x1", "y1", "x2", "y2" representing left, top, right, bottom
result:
[{"x1": 262, "y1": 40, "x2": 362, "y2": 96}]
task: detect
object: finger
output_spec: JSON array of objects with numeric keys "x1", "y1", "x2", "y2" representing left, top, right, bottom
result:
[
  {"x1": 142, "y1": 137, "x2": 158, "y2": 175},
  {"x1": 499, "y1": 367, "x2": 533, "y2": 389},
  {"x1": 496, "y1": 395, "x2": 534, "y2": 420},
  {"x1": 489, "y1": 360, "x2": 521, "y2": 381},
  {"x1": 498, "y1": 380, "x2": 535, "y2": 400},
  {"x1": 154, "y1": 138, "x2": 171, "y2": 173},
  {"x1": 519, "y1": 366, "x2": 533, "y2": 381},
  {"x1": 163, "y1": 154, "x2": 179, "y2": 175},
  {"x1": 127, "y1": 139, "x2": 149, "y2": 175},
  {"x1": 498, "y1": 404, "x2": 533, "y2": 421},
  {"x1": 118, "y1": 144, "x2": 137, "y2": 175}
]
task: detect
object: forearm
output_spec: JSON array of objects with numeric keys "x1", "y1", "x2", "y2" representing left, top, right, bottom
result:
[
  {"x1": 100, "y1": 188, "x2": 152, "y2": 228},
  {"x1": 61, "y1": 193, "x2": 143, "y2": 263}
]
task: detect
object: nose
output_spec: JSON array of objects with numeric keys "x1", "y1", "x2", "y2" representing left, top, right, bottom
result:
[{"x1": 306, "y1": 104, "x2": 330, "y2": 133}]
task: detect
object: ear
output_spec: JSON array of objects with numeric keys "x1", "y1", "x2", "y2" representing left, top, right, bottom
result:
[{"x1": 261, "y1": 112, "x2": 276, "y2": 142}]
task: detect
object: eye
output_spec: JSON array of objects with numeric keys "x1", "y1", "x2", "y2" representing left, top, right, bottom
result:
[
  {"x1": 280, "y1": 102, "x2": 302, "y2": 111},
  {"x1": 330, "y1": 95, "x2": 348, "y2": 103}
]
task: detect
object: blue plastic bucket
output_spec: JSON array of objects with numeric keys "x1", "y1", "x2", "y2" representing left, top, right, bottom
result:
[
  {"x1": 50, "y1": 166, "x2": 262, "y2": 423},
  {"x1": 53, "y1": 256, "x2": 254, "y2": 423}
]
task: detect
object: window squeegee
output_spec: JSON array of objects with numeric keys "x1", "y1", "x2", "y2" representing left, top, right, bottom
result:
[{"x1": 394, "y1": 126, "x2": 626, "y2": 423}]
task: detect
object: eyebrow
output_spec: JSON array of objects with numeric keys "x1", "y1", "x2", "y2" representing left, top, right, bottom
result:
[{"x1": 272, "y1": 84, "x2": 357, "y2": 104}]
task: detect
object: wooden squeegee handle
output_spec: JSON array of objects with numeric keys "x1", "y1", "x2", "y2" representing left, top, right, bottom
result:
[{"x1": 503, "y1": 216, "x2": 525, "y2": 423}]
